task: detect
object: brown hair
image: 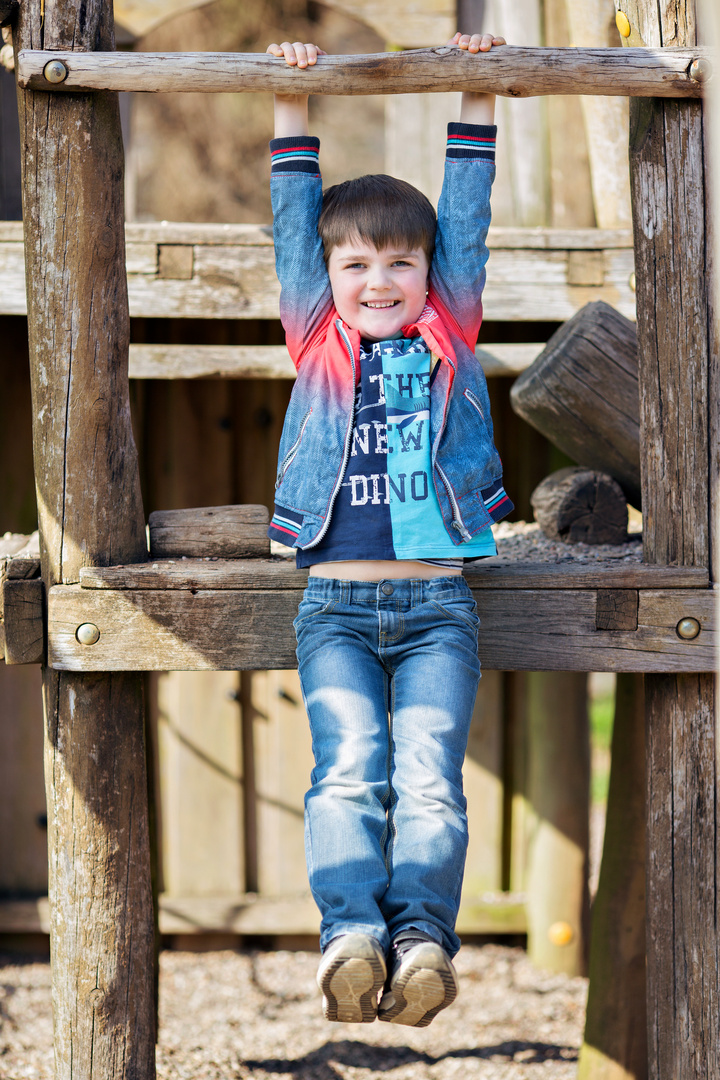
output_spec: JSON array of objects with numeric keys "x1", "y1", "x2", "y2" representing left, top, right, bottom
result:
[{"x1": 318, "y1": 174, "x2": 436, "y2": 264}]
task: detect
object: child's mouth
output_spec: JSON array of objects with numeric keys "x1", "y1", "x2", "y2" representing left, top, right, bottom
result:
[{"x1": 362, "y1": 301, "x2": 400, "y2": 309}]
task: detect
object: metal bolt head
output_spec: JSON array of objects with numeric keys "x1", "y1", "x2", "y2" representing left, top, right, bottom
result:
[
  {"x1": 615, "y1": 11, "x2": 631, "y2": 38},
  {"x1": 676, "y1": 617, "x2": 701, "y2": 641},
  {"x1": 689, "y1": 58, "x2": 711, "y2": 84},
  {"x1": 548, "y1": 921, "x2": 574, "y2": 947},
  {"x1": 76, "y1": 622, "x2": 100, "y2": 646},
  {"x1": 44, "y1": 59, "x2": 68, "y2": 84}
]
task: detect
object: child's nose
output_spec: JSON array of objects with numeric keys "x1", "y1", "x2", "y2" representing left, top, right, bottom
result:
[{"x1": 367, "y1": 266, "x2": 392, "y2": 289}]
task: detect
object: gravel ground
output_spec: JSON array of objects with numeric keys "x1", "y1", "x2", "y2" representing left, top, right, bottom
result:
[{"x1": 0, "y1": 945, "x2": 586, "y2": 1080}]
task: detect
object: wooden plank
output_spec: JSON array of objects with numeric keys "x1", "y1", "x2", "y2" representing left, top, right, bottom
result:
[
  {"x1": 16, "y1": 2, "x2": 155, "y2": 1076},
  {"x1": 46, "y1": 584, "x2": 716, "y2": 672},
  {"x1": 463, "y1": 670, "x2": 505, "y2": 894},
  {"x1": 2, "y1": 579, "x2": 43, "y2": 664},
  {"x1": 0, "y1": 889, "x2": 528, "y2": 936},
  {"x1": 0, "y1": 664, "x2": 46, "y2": 895},
  {"x1": 16, "y1": 46, "x2": 709, "y2": 98},
  {"x1": 126, "y1": 342, "x2": 545, "y2": 380},
  {"x1": 148, "y1": 504, "x2": 269, "y2": 559},
  {"x1": 0, "y1": 230, "x2": 636, "y2": 320},
  {"x1": 77, "y1": 557, "x2": 710, "y2": 591}
]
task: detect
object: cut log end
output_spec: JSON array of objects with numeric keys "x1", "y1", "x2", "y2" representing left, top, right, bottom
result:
[{"x1": 531, "y1": 467, "x2": 628, "y2": 545}]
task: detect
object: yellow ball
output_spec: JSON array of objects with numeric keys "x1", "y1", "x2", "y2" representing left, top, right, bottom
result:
[
  {"x1": 616, "y1": 11, "x2": 631, "y2": 37},
  {"x1": 548, "y1": 921, "x2": 575, "y2": 947}
]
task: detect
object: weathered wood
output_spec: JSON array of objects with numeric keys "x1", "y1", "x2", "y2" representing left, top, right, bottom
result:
[
  {"x1": 16, "y1": 45, "x2": 711, "y2": 97},
  {"x1": 531, "y1": 467, "x2": 629, "y2": 545},
  {"x1": 76, "y1": 556, "x2": 710, "y2": 592},
  {"x1": 46, "y1": 584, "x2": 715, "y2": 673},
  {"x1": 2, "y1": 578, "x2": 43, "y2": 663},
  {"x1": 645, "y1": 673, "x2": 717, "y2": 1078},
  {"x1": 148, "y1": 504, "x2": 269, "y2": 559},
  {"x1": 0, "y1": 224, "x2": 637, "y2": 320},
  {"x1": 124, "y1": 342, "x2": 543, "y2": 380},
  {"x1": 578, "y1": 674, "x2": 647, "y2": 1080},
  {"x1": 624, "y1": 2, "x2": 718, "y2": 1075},
  {"x1": 511, "y1": 301, "x2": 641, "y2": 506},
  {"x1": 525, "y1": 671, "x2": 590, "y2": 975},
  {"x1": 596, "y1": 590, "x2": 638, "y2": 632},
  {"x1": 15, "y1": 0, "x2": 155, "y2": 1075}
]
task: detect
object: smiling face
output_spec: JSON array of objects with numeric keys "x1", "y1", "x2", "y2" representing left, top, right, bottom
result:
[{"x1": 327, "y1": 237, "x2": 430, "y2": 341}]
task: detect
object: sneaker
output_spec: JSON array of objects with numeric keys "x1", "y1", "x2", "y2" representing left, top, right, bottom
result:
[
  {"x1": 378, "y1": 939, "x2": 458, "y2": 1027},
  {"x1": 316, "y1": 933, "x2": 387, "y2": 1023}
]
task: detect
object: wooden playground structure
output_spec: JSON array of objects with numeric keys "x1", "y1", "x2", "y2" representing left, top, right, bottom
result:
[{"x1": 0, "y1": 0, "x2": 717, "y2": 1076}]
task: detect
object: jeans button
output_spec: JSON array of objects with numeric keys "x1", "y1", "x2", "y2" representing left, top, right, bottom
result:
[{"x1": 381, "y1": 582, "x2": 394, "y2": 596}]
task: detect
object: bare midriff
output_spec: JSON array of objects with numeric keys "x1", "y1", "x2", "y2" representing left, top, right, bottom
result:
[{"x1": 308, "y1": 559, "x2": 462, "y2": 581}]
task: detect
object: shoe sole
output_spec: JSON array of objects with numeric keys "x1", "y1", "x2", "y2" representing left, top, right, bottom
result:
[
  {"x1": 318, "y1": 936, "x2": 386, "y2": 1023},
  {"x1": 378, "y1": 944, "x2": 458, "y2": 1028}
]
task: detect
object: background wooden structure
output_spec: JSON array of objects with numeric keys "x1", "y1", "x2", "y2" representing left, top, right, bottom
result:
[{"x1": 0, "y1": 1, "x2": 717, "y2": 1078}]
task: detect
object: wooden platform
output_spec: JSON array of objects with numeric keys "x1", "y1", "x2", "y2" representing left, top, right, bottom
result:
[{"x1": 41, "y1": 557, "x2": 713, "y2": 673}]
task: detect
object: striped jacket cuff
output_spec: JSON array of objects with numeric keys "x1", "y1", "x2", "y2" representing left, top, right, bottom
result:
[
  {"x1": 481, "y1": 479, "x2": 514, "y2": 523},
  {"x1": 270, "y1": 135, "x2": 321, "y2": 175},
  {"x1": 446, "y1": 122, "x2": 496, "y2": 163}
]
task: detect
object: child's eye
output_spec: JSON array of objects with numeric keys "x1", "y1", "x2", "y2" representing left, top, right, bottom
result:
[{"x1": 393, "y1": 259, "x2": 412, "y2": 267}]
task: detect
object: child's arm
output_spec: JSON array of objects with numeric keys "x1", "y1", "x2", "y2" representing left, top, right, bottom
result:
[
  {"x1": 430, "y1": 32, "x2": 505, "y2": 347},
  {"x1": 265, "y1": 41, "x2": 333, "y2": 366}
]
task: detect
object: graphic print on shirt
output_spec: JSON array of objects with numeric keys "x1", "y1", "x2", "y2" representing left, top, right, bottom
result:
[{"x1": 297, "y1": 338, "x2": 496, "y2": 565}]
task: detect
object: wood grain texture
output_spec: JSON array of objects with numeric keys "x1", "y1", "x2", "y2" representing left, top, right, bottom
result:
[
  {"x1": 148, "y1": 504, "x2": 269, "y2": 559},
  {"x1": 15, "y1": 46, "x2": 710, "y2": 97},
  {"x1": 46, "y1": 585, "x2": 715, "y2": 673},
  {"x1": 645, "y1": 673, "x2": 717, "y2": 1079},
  {"x1": 630, "y1": 98, "x2": 710, "y2": 566},
  {"x1": 77, "y1": 556, "x2": 710, "y2": 592},
  {"x1": 15, "y1": 0, "x2": 155, "y2": 1074},
  {"x1": 511, "y1": 301, "x2": 641, "y2": 506},
  {"x1": 578, "y1": 674, "x2": 647, "y2": 1080},
  {"x1": 596, "y1": 590, "x2": 639, "y2": 632},
  {"x1": 2, "y1": 579, "x2": 43, "y2": 664},
  {"x1": 530, "y1": 468, "x2": 629, "y2": 545}
]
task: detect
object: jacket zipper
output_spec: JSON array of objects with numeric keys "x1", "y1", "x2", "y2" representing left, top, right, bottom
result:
[
  {"x1": 303, "y1": 322, "x2": 357, "y2": 548},
  {"x1": 275, "y1": 408, "x2": 312, "y2": 489},
  {"x1": 463, "y1": 387, "x2": 485, "y2": 421},
  {"x1": 436, "y1": 462, "x2": 472, "y2": 542}
]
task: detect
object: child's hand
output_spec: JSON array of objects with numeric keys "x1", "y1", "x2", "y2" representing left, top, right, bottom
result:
[
  {"x1": 447, "y1": 32, "x2": 506, "y2": 52},
  {"x1": 266, "y1": 41, "x2": 326, "y2": 70}
]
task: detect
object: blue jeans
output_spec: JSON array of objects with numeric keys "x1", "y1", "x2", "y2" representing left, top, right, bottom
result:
[{"x1": 294, "y1": 576, "x2": 481, "y2": 956}]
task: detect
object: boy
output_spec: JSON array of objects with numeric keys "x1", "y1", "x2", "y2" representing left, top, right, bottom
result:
[{"x1": 265, "y1": 31, "x2": 511, "y2": 1027}]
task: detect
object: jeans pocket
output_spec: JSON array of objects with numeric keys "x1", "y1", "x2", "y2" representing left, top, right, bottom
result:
[
  {"x1": 428, "y1": 597, "x2": 480, "y2": 632},
  {"x1": 293, "y1": 598, "x2": 337, "y2": 632}
]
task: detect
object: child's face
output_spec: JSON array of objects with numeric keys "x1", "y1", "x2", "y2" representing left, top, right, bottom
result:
[{"x1": 327, "y1": 237, "x2": 430, "y2": 341}]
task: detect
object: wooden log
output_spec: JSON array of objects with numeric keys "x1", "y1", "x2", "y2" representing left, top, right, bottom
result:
[
  {"x1": 2, "y1": 578, "x2": 43, "y2": 664},
  {"x1": 148, "y1": 504, "x2": 269, "y2": 559},
  {"x1": 525, "y1": 671, "x2": 590, "y2": 975},
  {"x1": 624, "y1": 3, "x2": 719, "y2": 1078},
  {"x1": 15, "y1": 0, "x2": 156, "y2": 1075},
  {"x1": 531, "y1": 467, "x2": 629, "y2": 545},
  {"x1": 511, "y1": 301, "x2": 641, "y2": 507},
  {"x1": 46, "y1": 584, "x2": 715, "y2": 673},
  {"x1": 15, "y1": 45, "x2": 711, "y2": 98},
  {"x1": 75, "y1": 557, "x2": 710, "y2": 592},
  {"x1": 578, "y1": 673, "x2": 647, "y2": 1080}
]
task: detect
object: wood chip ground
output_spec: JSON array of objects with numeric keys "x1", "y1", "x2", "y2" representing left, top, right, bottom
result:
[{"x1": 0, "y1": 944, "x2": 586, "y2": 1079}]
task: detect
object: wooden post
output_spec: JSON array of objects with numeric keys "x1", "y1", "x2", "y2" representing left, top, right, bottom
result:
[
  {"x1": 578, "y1": 674, "x2": 647, "y2": 1080},
  {"x1": 624, "y1": 2, "x2": 719, "y2": 1077},
  {"x1": 14, "y1": 1, "x2": 155, "y2": 1076}
]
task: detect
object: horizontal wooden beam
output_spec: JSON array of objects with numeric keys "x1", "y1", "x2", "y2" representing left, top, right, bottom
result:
[
  {"x1": 16, "y1": 46, "x2": 712, "y2": 98},
  {"x1": 0, "y1": 890, "x2": 528, "y2": 937},
  {"x1": 47, "y1": 580, "x2": 714, "y2": 672},
  {"x1": 0, "y1": 224, "x2": 636, "y2": 321},
  {"x1": 126, "y1": 342, "x2": 544, "y2": 379},
  {"x1": 78, "y1": 557, "x2": 709, "y2": 591}
]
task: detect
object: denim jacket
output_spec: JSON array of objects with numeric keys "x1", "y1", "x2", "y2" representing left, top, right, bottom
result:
[{"x1": 268, "y1": 126, "x2": 513, "y2": 552}]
